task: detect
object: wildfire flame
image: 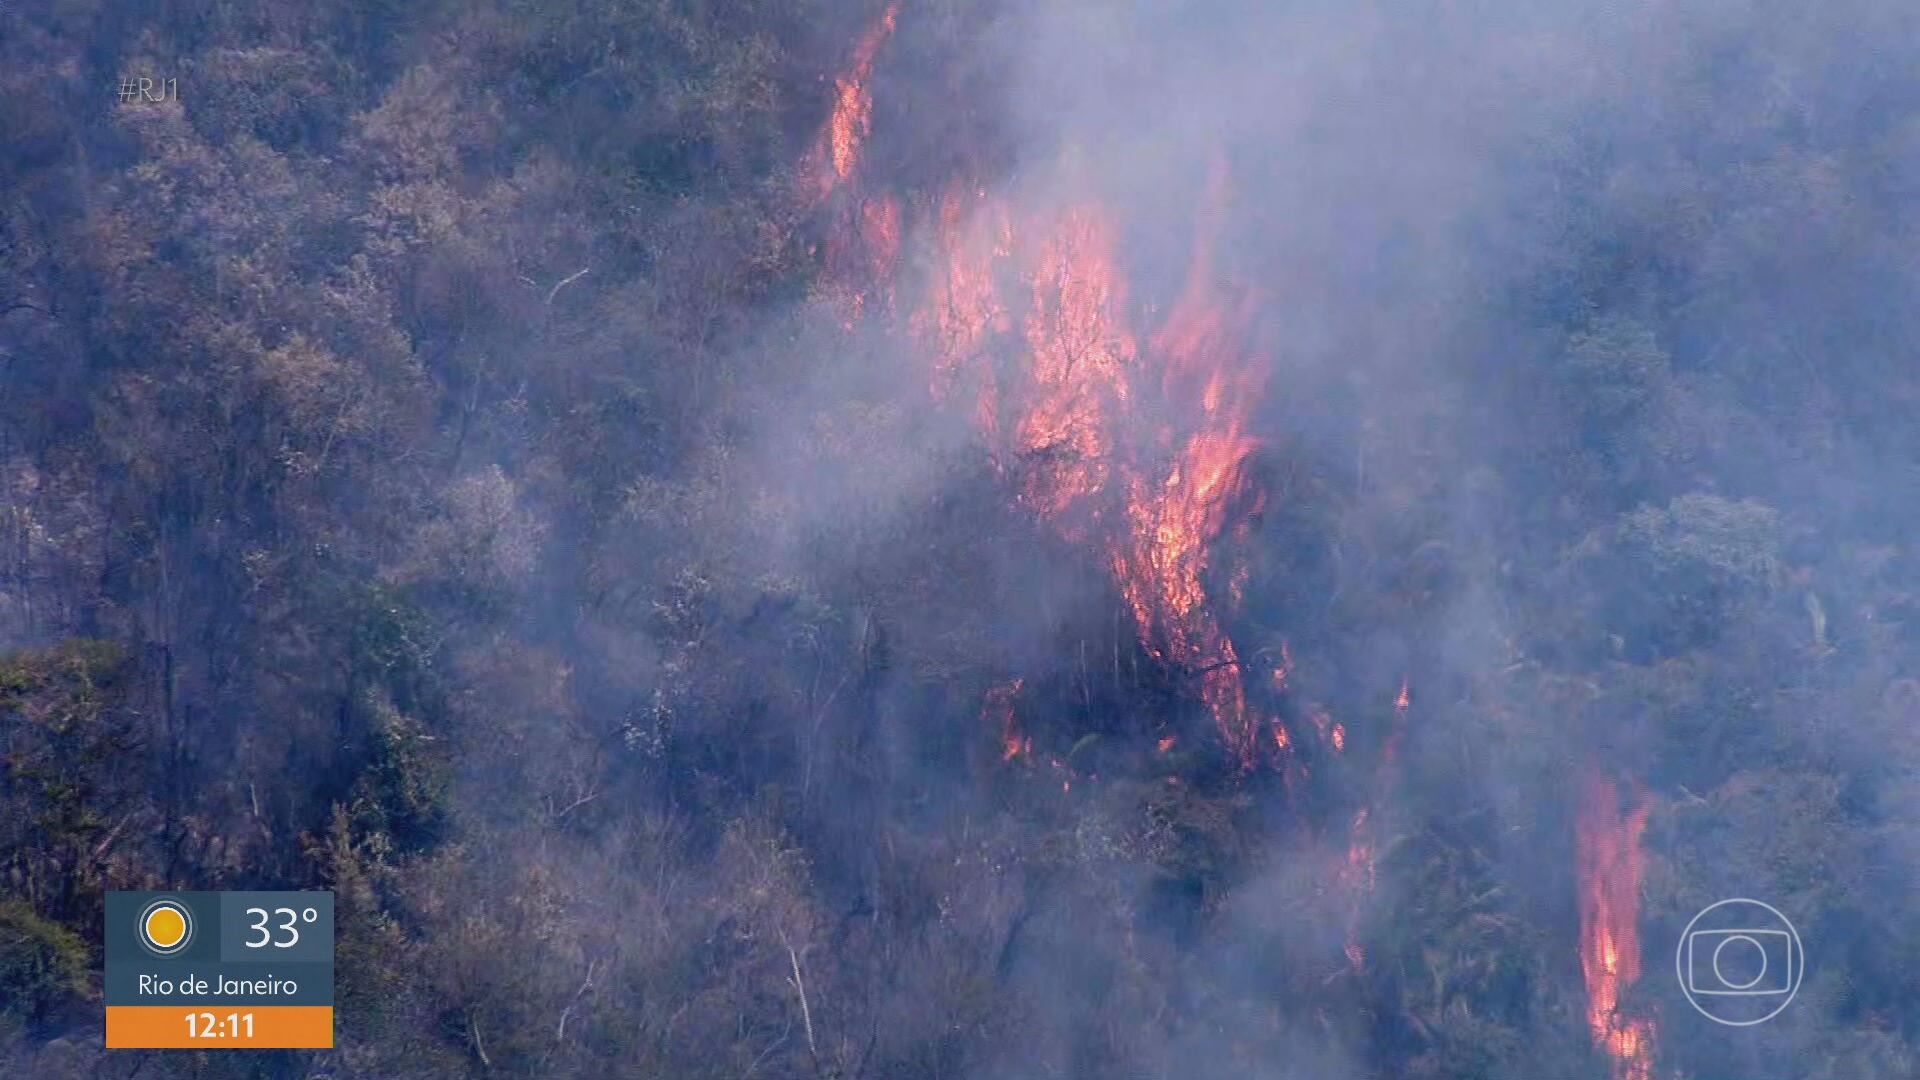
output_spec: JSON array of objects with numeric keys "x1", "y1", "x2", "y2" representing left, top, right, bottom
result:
[
  {"x1": 984, "y1": 679, "x2": 1029, "y2": 762},
  {"x1": 821, "y1": 192, "x2": 904, "y2": 326},
  {"x1": 803, "y1": 2, "x2": 900, "y2": 204},
  {"x1": 1576, "y1": 770, "x2": 1656, "y2": 1080},
  {"x1": 804, "y1": 20, "x2": 1272, "y2": 772},
  {"x1": 923, "y1": 184, "x2": 1014, "y2": 430},
  {"x1": 791, "y1": 23, "x2": 1464, "y2": 1047},
  {"x1": 799, "y1": 4, "x2": 906, "y2": 327},
  {"x1": 1015, "y1": 207, "x2": 1137, "y2": 524},
  {"x1": 916, "y1": 171, "x2": 1267, "y2": 764},
  {"x1": 1109, "y1": 159, "x2": 1265, "y2": 764}
]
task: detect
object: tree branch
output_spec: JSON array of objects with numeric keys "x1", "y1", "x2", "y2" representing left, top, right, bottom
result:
[
  {"x1": 552, "y1": 956, "x2": 601, "y2": 1048},
  {"x1": 547, "y1": 268, "x2": 591, "y2": 306},
  {"x1": 468, "y1": 1011, "x2": 491, "y2": 1068},
  {"x1": 786, "y1": 940, "x2": 819, "y2": 1067}
]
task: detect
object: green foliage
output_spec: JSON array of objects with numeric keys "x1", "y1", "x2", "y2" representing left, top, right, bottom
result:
[
  {"x1": 0, "y1": 901, "x2": 89, "y2": 1024},
  {"x1": 0, "y1": 641, "x2": 143, "y2": 921},
  {"x1": 1565, "y1": 493, "x2": 1788, "y2": 657},
  {"x1": 1647, "y1": 770, "x2": 1864, "y2": 932},
  {"x1": 1378, "y1": 824, "x2": 1584, "y2": 1080},
  {"x1": 1616, "y1": 494, "x2": 1785, "y2": 590},
  {"x1": 350, "y1": 585, "x2": 446, "y2": 714},
  {"x1": 1563, "y1": 315, "x2": 1670, "y2": 424},
  {"x1": 0, "y1": 639, "x2": 131, "y2": 717},
  {"x1": 349, "y1": 691, "x2": 451, "y2": 852}
]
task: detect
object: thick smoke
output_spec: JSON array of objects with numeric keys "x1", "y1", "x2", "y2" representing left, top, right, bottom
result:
[{"x1": 708, "y1": 0, "x2": 1920, "y2": 1077}]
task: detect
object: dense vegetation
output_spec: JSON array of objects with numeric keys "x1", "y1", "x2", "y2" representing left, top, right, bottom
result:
[{"x1": 3, "y1": 1, "x2": 1919, "y2": 1078}]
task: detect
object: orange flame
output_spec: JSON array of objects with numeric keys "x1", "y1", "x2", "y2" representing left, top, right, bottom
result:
[
  {"x1": 821, "y1": 191, "x2": 904, "y2": 326},
  {"x1": 1339, "y1": 678, "x2": 1414, "y2": 973},
  {"x1": 1015, "y1": 206, "x2": 1136, "y2": 523},
  {"x1": 983, "y1": 679, "x2": 1028, "y2": 762},
  {"x1": 806, "y1": 35, "x2": 1270, "y2": 771},
  {"x1": 800, "y1": 5, "x2": 904, "y2": 329},
  {"x1": 1576, "y1": 770, "x2": 1656, "y2": 1080},
  {"x1": 1106, "y1": 159, "x2": 1266, "y2": 764},
  {"x1": 920, "y1": 159, "x2": 1267, "y2": 765},
  {"x1": 803, "y1": 2, "x2": 900, "y2": 204},
  {"x1": 1270, "y1": 641, "x2": 1294, "y2": 691},
  {"x1": 923, "y1": 184, "x2": 1015, "y2": 429}
]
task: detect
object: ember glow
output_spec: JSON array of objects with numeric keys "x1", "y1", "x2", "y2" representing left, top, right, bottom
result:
[
  {"x1": 985, "y1": 678, "x2": 1029, "y2": 762},
  {"x1": 821, "y1": 192, "x2": 904, "y2": 326},
  {"x1": 1270, "y1": 641, "x2": 1293, "y2": 691},
  {"x1": 1576, "y1": 770, "x2": 1656, "y2": 1080},
  {"x1": 1340, "y1": 682, "x2": 1409, "y2": 973},
  {"x1": 1342, "y1": 807, "x2": 1375, "y2": 972}
]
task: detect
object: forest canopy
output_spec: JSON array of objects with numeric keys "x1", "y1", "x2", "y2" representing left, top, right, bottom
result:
[{"x1": 3, "y1": 1, "x2": 1920, "y2": 1078}]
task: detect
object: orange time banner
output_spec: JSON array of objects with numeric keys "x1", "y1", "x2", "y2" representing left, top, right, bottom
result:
[{"x1": 105, "y1": 1006, "x2": 334, "y2": 1049}]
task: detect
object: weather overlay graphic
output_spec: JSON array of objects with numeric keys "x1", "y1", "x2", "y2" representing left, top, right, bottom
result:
[{"x1": 104, "y1": 892, "x2": 334, "y2": 1049}]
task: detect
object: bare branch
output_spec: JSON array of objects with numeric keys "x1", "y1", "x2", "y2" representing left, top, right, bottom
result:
[
  {"x1": 546, "y1": 268, "x2": 591, "y2": 306},
  {"x1": 89, "y1": 811, "x2": 138, "y2": 861},
  {"x1": 742, "y1": 1016, "x2": 792, "y2": 1080},
  {"x1": 786, "y1": 941, "x2": 819, "y2": 1065},
  {"x1": 468, "y1": 1011, "x2": 492, "y2": 1068},
  {"x1": 0, "y1": 300, "x2": 57, "y2": 322},
  {"x1": 549, "y1": 789, "x2": 601, "y2": 822},
  {"x1": 554, "y1": 956, "x2": 601, "y2": 1044}
]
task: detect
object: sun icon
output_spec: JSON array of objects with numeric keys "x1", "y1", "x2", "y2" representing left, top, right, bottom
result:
[{"x1": 138, "y1": 898, "x2": 193, "y2": 956}]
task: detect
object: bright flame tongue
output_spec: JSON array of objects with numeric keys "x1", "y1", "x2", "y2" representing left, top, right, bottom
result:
[
  {"x1": 805, "y1": 2, "x2": 900, "y2": 203},
  {"x1": 927, "y1": 181, "x2": 1265, "y2": 761},
  {"x1": 802, "y1": 6, "x2": 906, "y2": 327},
  {"x1": 1016, "y1": 207, "x2": 1136, "y2": 525},
  {"x1": 805, "y1": 11, "x2": 1269, "y2": 767},
  {"x1": 1110, "y1": 165, "x2": 1265, "y2": 764},
  {"x1": 960, "y1": 185, "x2": 1266, "y2": 761},
  {"x1": 1576, "y1": 770, "x2": 1656, "y2": 1080}
]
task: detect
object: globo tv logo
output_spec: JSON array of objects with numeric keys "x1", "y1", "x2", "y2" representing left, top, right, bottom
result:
[{"x1": 1675, "y1": 898, "x2": 1804, "y2": 1026}]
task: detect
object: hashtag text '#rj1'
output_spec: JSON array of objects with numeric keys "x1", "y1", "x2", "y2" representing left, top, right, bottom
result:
[{"x1": 116, "y1": 77, "x2": 177, "y2": 103}]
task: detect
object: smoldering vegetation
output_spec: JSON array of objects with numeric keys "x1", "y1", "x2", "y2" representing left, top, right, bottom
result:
[{"x1": 3, "y1": 1, "x2": 1920, "y2": 1078}]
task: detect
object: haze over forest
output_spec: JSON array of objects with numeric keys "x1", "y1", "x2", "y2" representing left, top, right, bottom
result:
[{"x1": 3, "y1": 1, "x2": 1920, "y2": 1078}]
